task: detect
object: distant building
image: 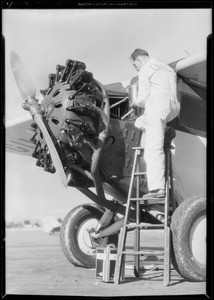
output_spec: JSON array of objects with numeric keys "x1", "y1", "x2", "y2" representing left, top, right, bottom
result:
[{"x1": 24, "y1": 220, "x2": 32, "y2": 228}]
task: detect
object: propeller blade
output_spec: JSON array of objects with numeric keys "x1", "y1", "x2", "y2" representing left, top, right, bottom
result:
[
  {"x1": 10, "y1": 50, "x2": 36, "y2": 101},
  {"x1": 34, "y1": 115, "x2": 68, "y2": 188},
  {"x1": 10, "y1": 51, "x2": 68, "y2": 188}
]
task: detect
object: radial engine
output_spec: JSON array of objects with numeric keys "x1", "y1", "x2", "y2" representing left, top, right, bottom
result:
[{"x1": 31, "y1": 59, "x2": 109, "y2": 188}]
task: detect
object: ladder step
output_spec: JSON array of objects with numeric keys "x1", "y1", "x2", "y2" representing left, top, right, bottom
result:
[
  {"x1": 133, "y1": 172, "x2": 147, "y2": 176},
  {"x1": 140, "y1": 199, "x2": 165, "y2": 204},
  {"x1": 121, "y1": 251, "x2": 164, "y2": 255},
  {"x1": 132, "y1": 147, "x2": 144, "y2": 150},
  {"x1": 126, "y1": 223, "x2": 164, "y2": 229},
  {"x1": 130, "y1": 197, "x2": 165, "y2": 204}
]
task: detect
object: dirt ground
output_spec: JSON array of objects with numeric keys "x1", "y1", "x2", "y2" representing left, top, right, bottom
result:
[{"x1": 4, "y1": 228, "x2": 206, "y2": 297}]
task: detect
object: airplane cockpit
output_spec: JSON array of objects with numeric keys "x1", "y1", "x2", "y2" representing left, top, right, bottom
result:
[
  {"x1": 105, "y1": 82, "x2": 130, "y2": 119},
  {"x1": 105, "y1": 80, "x2": 143, "y2": 121}
]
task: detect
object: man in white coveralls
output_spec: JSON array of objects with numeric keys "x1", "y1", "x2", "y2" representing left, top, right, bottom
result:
[{"x1": 130, "y1": 49, "x2": 180, "y2": 198}]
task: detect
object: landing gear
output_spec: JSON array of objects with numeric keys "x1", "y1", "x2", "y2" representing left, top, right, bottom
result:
[
  {"x1": 171, "y1": 195, "x2": 206, "y2": 281},
  {"x1": 60, "y1": 204, "x2": 118, "y2": 268}
]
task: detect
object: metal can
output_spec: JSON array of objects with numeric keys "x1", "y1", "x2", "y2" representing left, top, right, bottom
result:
[{"x1": 95, "y1": 244, "x2": 124, "y2": 282}]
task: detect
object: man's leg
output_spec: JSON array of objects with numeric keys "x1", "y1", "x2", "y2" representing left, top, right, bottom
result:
[{"x1": 144, "y1": 117, "x2": 167, "y2": 197}]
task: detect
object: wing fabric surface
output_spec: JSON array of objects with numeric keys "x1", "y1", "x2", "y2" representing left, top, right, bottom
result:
[{"x1": 6, "y1": 115, "x2": 36, "y2": 156}]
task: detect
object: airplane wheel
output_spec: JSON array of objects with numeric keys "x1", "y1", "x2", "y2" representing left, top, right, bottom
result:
[
  {"x1": 170, "y1": 195, "x2": 206, "y2": 281},
  {"x1": 60, "y1": 203, "x2": 118, "y2": 268}
]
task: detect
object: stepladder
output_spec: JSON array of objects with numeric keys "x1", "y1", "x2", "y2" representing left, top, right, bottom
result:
[{"x1": 114, "y1": 144, "x2": 175, "y2": 286}]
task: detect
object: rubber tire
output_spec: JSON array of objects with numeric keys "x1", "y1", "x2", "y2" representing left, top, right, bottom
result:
[
  {"x1": 60, "y1": 203, "x2": 118, "y2": 268},
  {"x1": 170, "y1": 195, "x2": 206, "y2": 281}
]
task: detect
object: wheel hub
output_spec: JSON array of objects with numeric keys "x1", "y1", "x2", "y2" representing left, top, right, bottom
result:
[
  {"x1": 189, "y1": 215, "x2": 206, "y2": 266},
  {"x1": 77, "y1": 218, "x2": 100, "y2": 255}
]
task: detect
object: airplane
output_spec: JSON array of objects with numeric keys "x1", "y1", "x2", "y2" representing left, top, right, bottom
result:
[{"x1": 6, "y1": 47, "x2": 207, "y2": 283}]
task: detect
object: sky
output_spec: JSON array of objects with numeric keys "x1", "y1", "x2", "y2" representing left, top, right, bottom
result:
[{"x1": 3, "y1": 8, "x2": 212, "y2": 222}]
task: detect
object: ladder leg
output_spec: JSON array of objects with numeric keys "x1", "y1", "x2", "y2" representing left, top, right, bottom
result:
[
  {"x1": 134, "y1": 152, "x2": 140, "y2": 277},
  {"x1": 114, "y1": 227, "x2": 126, "y2": 284},
  {"x1": 169, "y1": 150, "x2": 176, "y2": 213},
  {"x1": 164, "y1": 149, "x2": 171, "y2": 286},
  {"x1": 134, "y1": 214, "x2": 140, "y2": 277},
  {"x1": 114, "y1": 149, "x2": 140, "y2": 284}
]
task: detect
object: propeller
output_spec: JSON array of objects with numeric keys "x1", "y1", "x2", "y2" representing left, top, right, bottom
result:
[{"x1": 10, "y1": 51, "x2": 68, "y2": 187}]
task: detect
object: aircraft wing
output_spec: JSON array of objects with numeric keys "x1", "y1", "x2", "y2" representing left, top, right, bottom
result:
[
  {"x1": 6, "y1": 115, "x2": 36, "y2": 156},
  {"x1": 175, "y1": 52, "x2": 206, "y2": 88}
]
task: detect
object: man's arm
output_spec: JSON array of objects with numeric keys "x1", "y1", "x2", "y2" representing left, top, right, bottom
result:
[{"x1": 133, "y1": 64, "x2": 154, "y2": 108}]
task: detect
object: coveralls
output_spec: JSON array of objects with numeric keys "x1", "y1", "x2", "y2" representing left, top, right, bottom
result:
[{"x1": 133, "y1": 58, "x2": 180, "y2": 192}]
